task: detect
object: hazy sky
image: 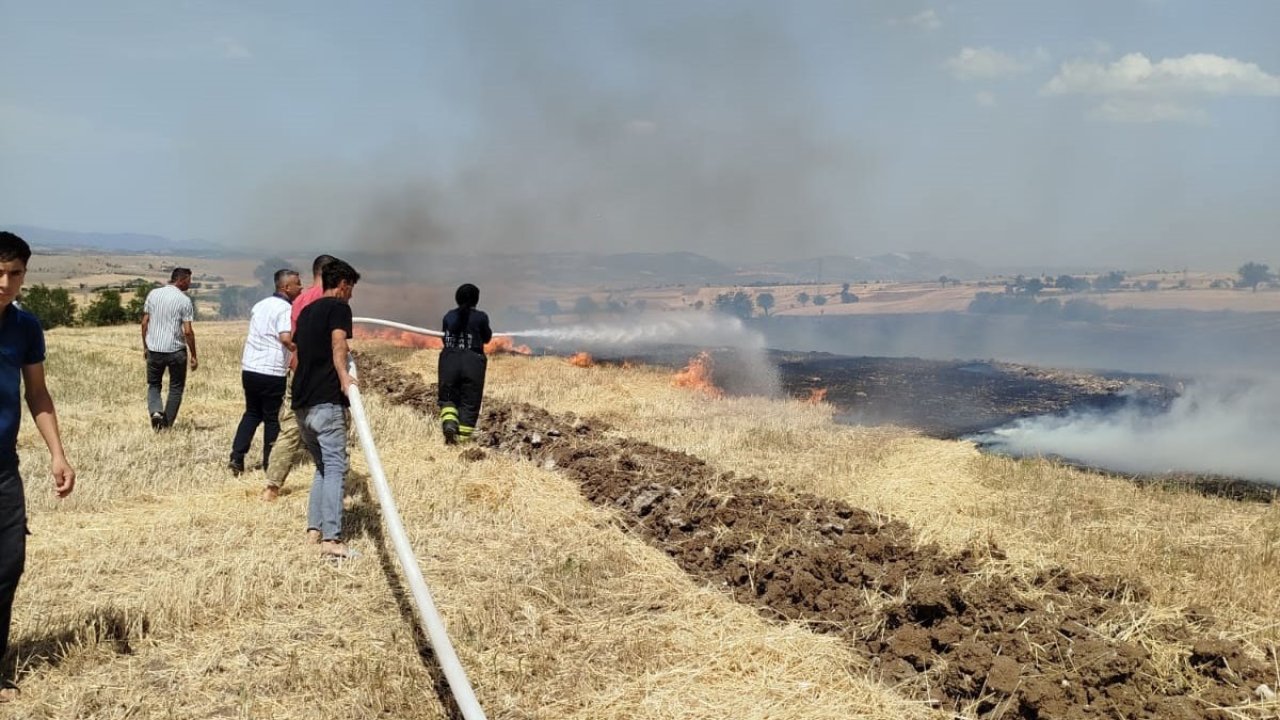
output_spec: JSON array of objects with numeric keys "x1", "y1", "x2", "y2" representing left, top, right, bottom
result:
[{"x1": 1, "y1": 1, "x2": 1277, "y2": 269}]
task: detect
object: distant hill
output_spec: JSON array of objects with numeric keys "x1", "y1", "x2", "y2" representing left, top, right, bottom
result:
[
  {"x1": 752, "y1": 252, "x2": 988, "y2": 283},
  {"x1": 5, "y1": 224, "x2": 228, "y2": 256},
  {"x1": 351, "y1": 250, "x2": 986, "y2": 287},
  {"x1": 4, "y1": 224, "x2": 991, "y2": 285}
]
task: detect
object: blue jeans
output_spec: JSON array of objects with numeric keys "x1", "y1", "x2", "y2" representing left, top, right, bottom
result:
[{"x1": 297, "y1": 404, "x2": 347, "y2": 542}]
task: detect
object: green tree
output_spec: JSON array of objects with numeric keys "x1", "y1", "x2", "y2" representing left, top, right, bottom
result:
[
  {"x1": 811, "y1": 294, "x2": 828, "y2": 307},
  {"x1": 713, "y1": 290, "x2": 754, "y2": 319},
  {"x1": 19, "y1": 285, "x2": 78, "y2": 329},
  {"x1": 537, "y1": 298, "x2": 561, "y2": 321},
  {"x1": 796, "y1": 291, "x2": 810, "y2": 306},
  {"x1": 839, "y1": 282, "x2": 858, "y2": 303},
  {"x1": 573, "y1": 295, "x2": 599, "y2": 319},
  {"x1": 1093, "y1": 271, "x2": 1126, "y2": 292},
  {"x1": 1237, "y1": 262, "x2": 1271, "y2": 292},
  {"x1": 218, "y1": 286, "x2": 255, "y2": 319},
  {"x1": 1055, "y1": 274, "x2": 1089, "y2": 292},
  {"x1": 755, "y1": 292, "x2": 775, "y2": 316},
  {"x1": 125, "y1": 282, "x2": 160, "y2": 323},
  {"x1": 82, "y1": 289, "x2": 128, "y2": 326}
]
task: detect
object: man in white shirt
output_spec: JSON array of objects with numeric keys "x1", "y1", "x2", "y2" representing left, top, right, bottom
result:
[
  {"x1": 140, "y1": 267, "x2": 198, "y2": 430},
  {"x1": 229, "y1": 269, "x2": 302, "y2": 475}
]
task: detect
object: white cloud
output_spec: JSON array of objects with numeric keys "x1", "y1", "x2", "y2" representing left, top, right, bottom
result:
[
  {"x1": 888, "y1": 8, "x2": 941, "y2": 31},
  {"x1": 945, "y1": 47, "x2": 1029, "y2": 80},
  {"x1": 974, "y1": 91, "x2": 997, "y2": 107},
  {"x1": 1043, "y1": 52, "x2": 1280, "y2": 97},
  {"x1": 217, "y1": 37, "x2": 253, "y2": 60},
  {"x1": 1088, "y1": 99, "x2": 1208, "y2": 124},
  {"x1": 1043, "y1": 52, "x2": 1280, "y2": 123},
  {"x1": 907, "y1": 9, "x2": 941, "y2": 31}
]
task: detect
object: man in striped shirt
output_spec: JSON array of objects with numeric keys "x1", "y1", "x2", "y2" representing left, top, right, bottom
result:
[
  {"x1": 261, "y1": 254, "x2": 336, "y2": 502},
  {"x1": 229, "y1": 269, "x2": 302, "y2": 475},
  {"x1": 140, "y1": 267, "x2": 198, "y2": 429}
]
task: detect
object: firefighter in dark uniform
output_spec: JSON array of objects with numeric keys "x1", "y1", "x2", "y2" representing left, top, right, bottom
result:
[{"x1": 438, "y1": 283, "x2": 492, "y2": 444}]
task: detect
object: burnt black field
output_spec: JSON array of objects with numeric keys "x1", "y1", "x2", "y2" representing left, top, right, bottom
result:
[{"x1": 567, "y1": 345, "x2": 1278, "y2": 503}]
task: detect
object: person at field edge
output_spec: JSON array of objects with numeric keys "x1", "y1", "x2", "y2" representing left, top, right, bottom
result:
[
  {"x1": 140, "y1": 267, "x2": 198, "y2": 429},
  {"x1": 292, "y1": 259, "x2": 359, "y2": 558},
  {"x1": 438, "y1": 283, "x2": 492, "y2": 444},
  {"x1": 261, "y1": 254, "x2": 337, "y2": 502},
  {"x1": 229, "y1": 268, "x2": 303, "y2": 475},
  {"x1": 0, "y1": 231, "x2": 76, "y2": 703}
]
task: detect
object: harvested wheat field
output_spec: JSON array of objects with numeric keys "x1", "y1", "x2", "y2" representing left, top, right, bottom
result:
[{"x1": 7, "y1": 322, "x2": 1280, "y2": 719}]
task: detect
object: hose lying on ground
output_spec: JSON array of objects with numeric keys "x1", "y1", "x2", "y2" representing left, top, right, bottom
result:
[{"x1": 346, "y1": 353, "x2": 488, "y2": 720}]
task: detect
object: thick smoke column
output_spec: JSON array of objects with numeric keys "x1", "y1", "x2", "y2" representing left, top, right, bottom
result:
[
  {"x1": 511, "y1": 312, "x2": 780, "y2": 397},
  {"x1": 972, "y1": 378, "x2": 1280, "y2": 484}
]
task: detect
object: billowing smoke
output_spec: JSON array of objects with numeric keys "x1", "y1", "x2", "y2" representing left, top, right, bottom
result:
[
  {"x1": 971, "y1": 378, "x2": 1280, "y2": 484},
  {"x1": 240, "y1": 2, "x2": 863, "y2": 266},
  {"x1": 512, "y1": 311, "x2": 780, "y2": 396}
]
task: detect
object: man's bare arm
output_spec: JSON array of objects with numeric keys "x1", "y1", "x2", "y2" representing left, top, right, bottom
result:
[
  {"x1": 21, "y1": 363, "x2": 75, "y2": 498},
  {"x1": 183, "y1": 320, "x2": 199, "y2": 370},
  {"x1": 140, "y1": 312, "x2": 150, "y2": 360},
  {"x1": 331, "y1": 328, "x2": 354, "y2": 394}
]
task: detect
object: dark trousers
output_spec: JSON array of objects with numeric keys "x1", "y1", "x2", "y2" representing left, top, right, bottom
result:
[
  {"x1": 231, "y1": 370, "x2": 287, "y2": 469},
  {"x1": 438, "y1": 348, "x2": 487, "y2": 429},
  {"x1": 146, "y1": 349, "x2": 188, "y2": 426},
  {"x1": 0, "y1": 461, "x2": 26, "y2": 676}
]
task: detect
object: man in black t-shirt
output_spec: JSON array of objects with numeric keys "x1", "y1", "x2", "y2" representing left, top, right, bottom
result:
[{"x1": 291, "y1": 259, "x2": 360, "y2": 559}]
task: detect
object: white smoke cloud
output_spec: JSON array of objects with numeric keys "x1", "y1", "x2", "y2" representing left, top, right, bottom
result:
[
  {"x1": 510, "y1": 311, "x2": 764, "y2": 349},
  {"x1": 971, "y1": 378, "x2": 1280, "y2": 484},
  {"x1": 509, "y1": 311, "x2": 780, "y2": 396}
]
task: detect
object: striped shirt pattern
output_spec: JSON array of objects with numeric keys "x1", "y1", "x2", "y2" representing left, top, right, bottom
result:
[
  {"x1": 143, "y1": 284, "x2": 194, "y2": 353},
  {"x1": 241, "y1": 295, "x2": 293, "y2": 376}
]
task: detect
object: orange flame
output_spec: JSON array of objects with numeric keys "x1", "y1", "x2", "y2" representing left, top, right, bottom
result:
[
  {"x1": 484, "y1": 336, "x2": 532, "y2": 355},
  {"x1": 672, "y1": 351, "x2": 723, "y2": 398},
  {"x1": 354, "y1": 327, "x2": 443, "y2": 349},
  {"x1": 567, "y1": 352, "x2": 595, "y2": 368},
  {"x1": 804, "y1": 387, "x2": 828, "y2": 405}
]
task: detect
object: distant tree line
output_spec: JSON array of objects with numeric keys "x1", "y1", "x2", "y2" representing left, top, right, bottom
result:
[
  {"x1": 20, "y1": 280, "x2": 161, "y2": 330},
  {"x1": 968, "y1": 292, "x2": 1108, "y2": 322}
]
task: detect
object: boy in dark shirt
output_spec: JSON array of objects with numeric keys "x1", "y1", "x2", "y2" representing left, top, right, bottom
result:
[
  {"x1": 0, "y1": 232, "x2": 75, "y2": 702},
  {"x1": 438, "y1": 283, "x2": 492, "y2": 444},
  {"x1": 291, "y1": 259, "x2": 360, "y2": 559}
]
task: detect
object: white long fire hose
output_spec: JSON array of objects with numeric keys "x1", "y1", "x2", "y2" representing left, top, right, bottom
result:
[{"x1": 345, "y1": 354, "x2": 488, "y2": 720}]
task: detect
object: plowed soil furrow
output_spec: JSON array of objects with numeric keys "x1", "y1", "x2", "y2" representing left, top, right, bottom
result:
[{"x1": 357, "y1": 354, "x2": 1275, "y2": 720}]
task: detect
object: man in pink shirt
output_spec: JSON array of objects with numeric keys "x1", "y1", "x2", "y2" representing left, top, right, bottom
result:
[{"x1": 261, "y1": 254, "x2": 337, "y2": 501}]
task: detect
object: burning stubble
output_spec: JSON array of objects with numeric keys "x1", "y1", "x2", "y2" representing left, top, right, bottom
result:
[
  {"x1": 971, "y1": 378, "x2": 1280, "y2": 484},
  {"x1": 510, "y1": 311, "x2": 780, "y2": 397}
]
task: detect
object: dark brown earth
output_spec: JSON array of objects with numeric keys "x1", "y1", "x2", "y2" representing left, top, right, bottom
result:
[{"x1": 356, "y1": 352, "x2": 1277, "y2": 720}]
